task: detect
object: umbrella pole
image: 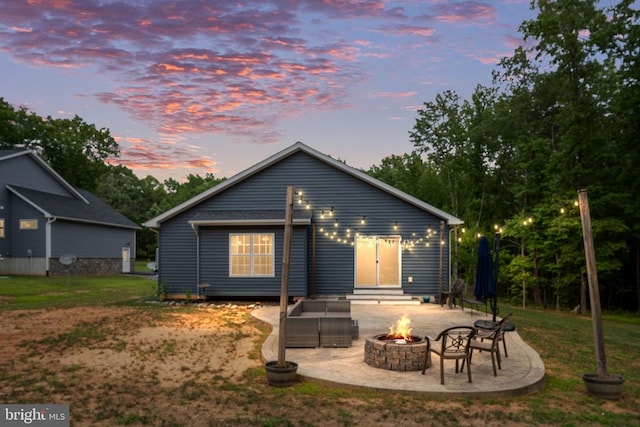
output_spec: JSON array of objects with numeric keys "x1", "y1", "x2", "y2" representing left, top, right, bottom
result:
[{"x1": 492, "y1": 233, "x2": 501, "y2": 322}]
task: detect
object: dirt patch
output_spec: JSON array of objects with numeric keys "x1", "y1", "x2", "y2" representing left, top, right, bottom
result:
[
  {"x1": 0, "y1": 304, "x2": 269, "y2": 425},
  {"x1": 0, "y1": 304, "x2": 637, "y2": 426},
  {"x1": 59, "y1": 314, "x2": 257, "y2": 387}
]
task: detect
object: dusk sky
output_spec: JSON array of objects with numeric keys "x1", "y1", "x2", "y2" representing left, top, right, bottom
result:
[{"x1": 0, "y1": 0, "x2": 535, "y2": 182}]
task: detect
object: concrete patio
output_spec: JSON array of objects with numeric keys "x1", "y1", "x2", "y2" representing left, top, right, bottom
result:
[{"x1": 252, "y1": 302, "x2": 545, "y2": 397}]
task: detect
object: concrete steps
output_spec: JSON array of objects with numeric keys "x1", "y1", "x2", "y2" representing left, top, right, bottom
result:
[{"x1": 346, "y1": 289, "x2": 422, "y2": 305}]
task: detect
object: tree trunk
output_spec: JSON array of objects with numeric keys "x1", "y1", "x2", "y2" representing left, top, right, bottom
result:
[
  {"x1": 555, "y1": 253, "x2": 561, "y2": 311},
  {"x1": 636, "y1": 236, "x2": 640, "y2": 314},
  {"x1": 533, "y1": 250, "x2": 544, "y2": 307},
  {"x1": 580, "y1": 272, "x2": 587, "y2": 315},
  {"x1": 521, "y1": 237, "x2": 526, "y2": 309}
]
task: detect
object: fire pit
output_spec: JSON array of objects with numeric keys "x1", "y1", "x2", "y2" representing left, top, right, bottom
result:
[{"x1": 364, "y1": 315, "x2": 428, "y2": 371}]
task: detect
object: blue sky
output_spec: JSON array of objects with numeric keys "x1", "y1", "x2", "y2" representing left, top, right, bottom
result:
[{"x1": 0, "y1": 0, "x2": 534, "y2": 181}]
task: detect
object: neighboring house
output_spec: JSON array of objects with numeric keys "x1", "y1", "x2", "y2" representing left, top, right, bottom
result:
[
  {"x1": 143, "y1": 142, "x2": 463, "y2": 300},
  {"x1": 0, "y1": 149, "x2": 139, "y2": 276}
]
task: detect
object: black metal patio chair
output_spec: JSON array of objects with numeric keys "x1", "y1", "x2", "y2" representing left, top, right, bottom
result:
[{"x1": 422, "y1": 326, "x2": 475, "y2": 385}]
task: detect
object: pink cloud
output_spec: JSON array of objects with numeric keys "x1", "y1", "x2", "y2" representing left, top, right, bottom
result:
[
  {"x1": 430, "y1": 1, "x2": 497, "y2": 24},
  {"x1": 0, "y1": 0, "x2": 510, "y2": 167},
  {"x1": 370, "y1": 91, "x2": 417, "y2": 99},
  {"x1": 112, "y1": 136, "x2": 219, "y2": 175},
  {"x1": 299, "y1": 0, "x2": 387, "y2": 18},
  {"x1": 389, "y1": 25, "x2": 437, "y2": 37},
  {"x1": 503, "y1": 34, "x2": 524, "y2": 50},
  {"x1": 0, "y1": 1, "x2": 398, "y2": 146}
]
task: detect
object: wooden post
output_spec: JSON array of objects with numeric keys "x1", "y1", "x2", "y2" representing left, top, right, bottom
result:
[
  {"x1": 311, "y1": 222, "x2": 317, "y2": 299},
  {"x1": 277, "y1": 186, "x2": 294, "y2": 368},
  {"x1": 578, "y1": 189, "x2": 608, "y2": 378}
]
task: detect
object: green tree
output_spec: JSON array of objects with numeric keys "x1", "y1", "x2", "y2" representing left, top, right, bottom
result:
[
  {"x1": 95, "y1": 166, "x2": 168, "y2": 260},
  {"x1": 604, "y1": 0, "x2": 640, "y2": 312},
  {"x1": 409, "y1": 86, "x2": 504, "y2": 226},
  {"x1": 404, "y1": 0, "x2": 639, "y2": 310},
  {"x1": 0, "y1": 98, "x2": 119, "y2": 191},
  {"x1": 366, "y1": 152, "x2": 446, "y2": 209},
  {"x1": 490, "y1": 0, "x2": 636, "y2": 310},
  {"x1": 162, "y1": 173, "x2": 226, "y2": 210}
]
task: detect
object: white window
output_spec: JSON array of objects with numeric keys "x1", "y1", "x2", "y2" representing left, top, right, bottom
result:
[
  {"x1": 0, "y1": 218, "x2": 4, "y2": 238},
  {"x1": 20, "y1": 219, "x2": 38, "y2": 230},
  {"x1": 229, "y1": 233, "x2": 274, "y2": 277}
]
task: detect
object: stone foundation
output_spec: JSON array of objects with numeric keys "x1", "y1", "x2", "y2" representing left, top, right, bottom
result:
[{"x1": 48, "y1": 258, "x2": 131, "y2": 276}]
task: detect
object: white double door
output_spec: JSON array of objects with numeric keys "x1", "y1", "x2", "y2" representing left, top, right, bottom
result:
[{"x1": 355, "y1": 235, "x2": 401, "y2": 288}]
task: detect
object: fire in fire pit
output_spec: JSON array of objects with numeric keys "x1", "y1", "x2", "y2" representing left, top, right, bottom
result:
[
  {"x1": 364, "y1": 315, "x2": 427, "y2": 371},
  {"x1": 385, "y1": 314, "x2": 420, "y2": 343}
]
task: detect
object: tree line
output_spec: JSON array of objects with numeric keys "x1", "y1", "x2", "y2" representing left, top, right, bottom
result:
[
  {"x1": 368, "y1": 0, "x2": 640, "y2": 312},
  {"x1": 2, "y1": 1, "x2": 638, "y2": 311},
  {"x1": 0, "y1": 97, "x2": 226, "y2": 262}
]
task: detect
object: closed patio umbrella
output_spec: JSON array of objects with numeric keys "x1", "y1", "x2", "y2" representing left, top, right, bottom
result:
[{"x1": 474, "y1": 236, "x2": 496, "y2": 308}]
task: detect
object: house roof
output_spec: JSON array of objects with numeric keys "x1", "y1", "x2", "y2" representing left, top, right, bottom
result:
[
  {"x1": 7, "y1": 185, "x2": 139, "y2": 229},
  {"x1": 0, "y1": 149, "x2": 89, "y2": 203},
  {"x1": 143, "y1": 142, "x2": 463, "y2": 228}
]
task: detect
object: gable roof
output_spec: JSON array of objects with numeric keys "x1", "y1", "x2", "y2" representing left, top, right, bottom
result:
[
  {"x1": 7, "y1": 185, "x2": 139, "y2": 229},
  {"x1": 0, "y1": 149, "x2": 89, "y2": 203},
  {"x1": 144, "y1": 142, "x2": 463, "y2": 228}
]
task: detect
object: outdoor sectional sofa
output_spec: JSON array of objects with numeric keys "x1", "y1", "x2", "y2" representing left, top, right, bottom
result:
[{"x1": 285, "y1": 300, "x2": 358, "y2": 348}]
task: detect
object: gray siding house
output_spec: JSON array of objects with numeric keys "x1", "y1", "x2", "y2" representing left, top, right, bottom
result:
[
  {"x1": 0, "y1": 149, "x2": 139, "y2": 276},
  {"x1": 143, "y1": 142, "x2": 463, "y2": 300}
]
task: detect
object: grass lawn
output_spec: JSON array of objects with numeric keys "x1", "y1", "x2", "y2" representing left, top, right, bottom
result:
[
  {"x1": 0, "y1": 274, "x2": 156, "y2": 310},
  {"x1": 0, "y1": 275, "x2": 638, "y2": 426}
]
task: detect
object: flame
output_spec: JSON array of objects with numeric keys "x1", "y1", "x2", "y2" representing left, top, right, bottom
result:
[{"x1": 387, "y1": 314, "x2": 413, "y2": 341}]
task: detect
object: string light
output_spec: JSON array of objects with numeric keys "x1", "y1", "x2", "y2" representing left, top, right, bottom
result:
[{"x1": 296, "y1": 188, "x2": 448, "y2": 251}]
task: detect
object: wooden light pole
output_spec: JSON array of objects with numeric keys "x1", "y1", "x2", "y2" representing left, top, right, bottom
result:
[
  {"x1": 578, "y1": 189, "x2": 607, "y2": 378},
  {"x1": 277, "y1": 185, "x2": 294, "y2": 368}
]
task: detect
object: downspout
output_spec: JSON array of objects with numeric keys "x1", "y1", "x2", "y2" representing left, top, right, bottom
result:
[
  {"x1": 439, "y1": 221, "x2": 445, "y2": 298},
  {"x1": 46, "y1": 216, "x2": 56, "y2": 276},
  {"x1": 449, "y1": 225, "x2": 456, "y2": 283},
  {"x1": 148, "y1": 228, "x2": 160, "y2": 294},
  {"x1": 191, "y1": 223, "x2": 200, "y2": 297}
]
